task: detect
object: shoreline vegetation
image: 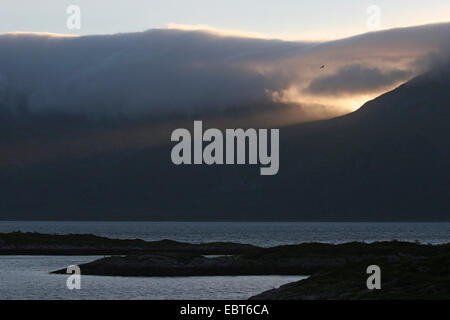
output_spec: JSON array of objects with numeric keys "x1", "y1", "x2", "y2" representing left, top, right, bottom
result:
[{"x1": 1, "y1": 232, "x2": 449, "y2": 299}]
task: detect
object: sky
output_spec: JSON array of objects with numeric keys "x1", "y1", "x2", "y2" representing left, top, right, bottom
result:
[{"x1": 1, "y1": 0, "x2": 450, "y2": 40}]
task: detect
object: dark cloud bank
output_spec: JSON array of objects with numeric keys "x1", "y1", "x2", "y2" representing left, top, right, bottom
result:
[
  {"x1": 0, "y1": 22, "x2": 449, "y2": 169},
  {"x1": 0, "y1": 22, "x2": 449, "y2": 121},
  {"x1": 307, "y1": 64, "x2": 413, "y2": 95}
]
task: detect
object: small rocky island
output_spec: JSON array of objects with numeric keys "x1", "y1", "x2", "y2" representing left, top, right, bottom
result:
[
  {"x1": 1, "y1": 232, "x2": 449, "y2": 299},
  {"x1": 0, "y1": 231, "x2": 257, "y2": 255}
]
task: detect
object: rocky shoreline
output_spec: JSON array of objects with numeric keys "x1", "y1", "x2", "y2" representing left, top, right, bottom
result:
[
  {"x1": 1, "y1": 232, "x2": 449, "y2": 299},
  {"x1": 250, "y1": 253, "x2": 450, "y2": 299}
]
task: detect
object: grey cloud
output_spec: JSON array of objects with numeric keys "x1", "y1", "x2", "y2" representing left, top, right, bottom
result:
[
  {"x1": 0, "y1": 23, "x2": 449, "y2": 121},
  {"x1": 0, "y1": 30, "x2": 311, "y2": 118},
  {"x1": 307, "y1": 64, "x2": 412, "y2": 96}
]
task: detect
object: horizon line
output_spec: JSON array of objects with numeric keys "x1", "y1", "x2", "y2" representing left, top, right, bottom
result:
[{"x1": 2, "y1": 20, "x2": 449, "y2": 43}]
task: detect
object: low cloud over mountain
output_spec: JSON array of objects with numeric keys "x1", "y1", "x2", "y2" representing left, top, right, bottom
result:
[
  {"x1": 0, "y1": 23, "x2": 449, "y2": 123},
  {"x1": 307, "y1": 64, "x2": 413, "y2": 96},
  {"x1": 0, "y1": 22, "x2": 449, "y2": 220},
  {"x1": 1, "y1": 64, "x2": 449, "y2": 220}
]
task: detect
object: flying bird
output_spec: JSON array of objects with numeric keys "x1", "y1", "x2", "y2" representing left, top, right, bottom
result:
[{"x1": 320, "y1": 65, "x2": 326, "y2": 69}]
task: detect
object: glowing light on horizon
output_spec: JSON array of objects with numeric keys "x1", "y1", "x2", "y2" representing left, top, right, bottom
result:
[
  {"x1": 165, "y1": 23, "x2": 271, "y2": 39},
  {"x1": 1, "y1": 31, "x2": 78, "y2": 38}
]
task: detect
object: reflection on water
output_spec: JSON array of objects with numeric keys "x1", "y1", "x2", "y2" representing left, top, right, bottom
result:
[{"x1": 0, "y1": 256, "x2": 306, "y2": 300}]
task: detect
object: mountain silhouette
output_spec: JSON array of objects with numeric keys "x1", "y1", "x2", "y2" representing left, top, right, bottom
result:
[{"x1": 1, "y1": 67, "x2": 449, "y2": 220}]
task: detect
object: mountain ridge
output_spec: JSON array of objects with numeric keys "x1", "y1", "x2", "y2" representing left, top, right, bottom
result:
[{"x1": 0, "y1": 67, "x2": 449, "y2": 220}]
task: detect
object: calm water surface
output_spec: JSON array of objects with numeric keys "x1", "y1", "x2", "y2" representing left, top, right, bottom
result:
[
  {"x1": 0, "y1": 256, "x2": 305, "y2": 299},
  {"x1": 0, "y1": 221, "x2": 448, "y2": 246},
  {"x1": 0, "y1": 221, "x2": 448, "y2": 299}
]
